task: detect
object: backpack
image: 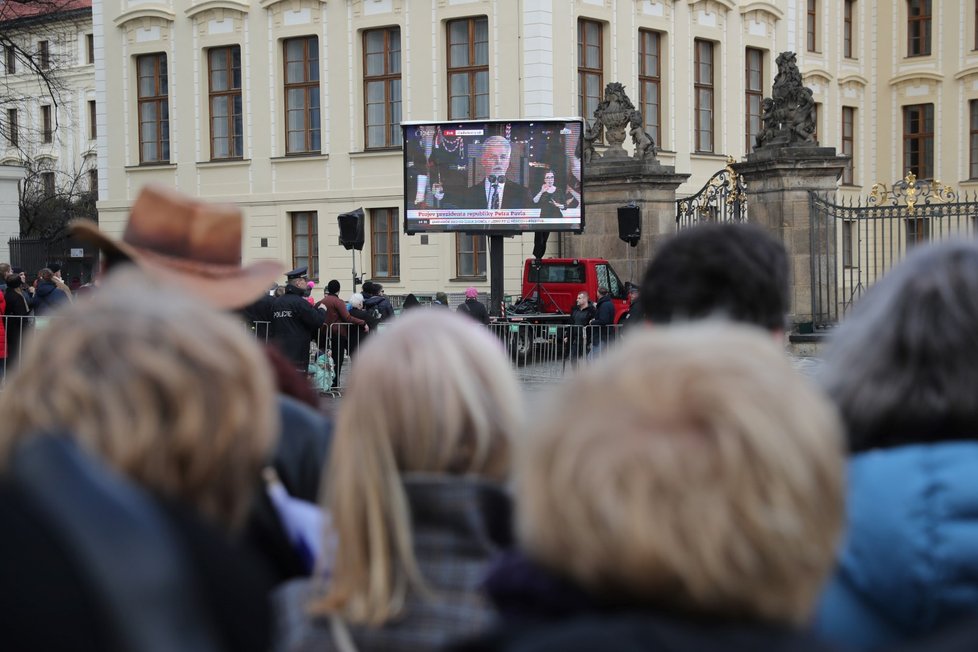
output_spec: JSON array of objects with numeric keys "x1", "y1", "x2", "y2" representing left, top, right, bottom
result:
[{"x1": 368, "y1": 307, "x2": 383, "y2": 322}]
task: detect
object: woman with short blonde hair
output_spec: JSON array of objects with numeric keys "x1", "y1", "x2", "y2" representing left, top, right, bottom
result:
[
  {"x1": 0, "y1": 270, "x2": 278, "y2": 531},
  {"x1": 275, "y1": 310, "x2": 521, "y2": 652},
  {"x1": 453, "y1": 322, "x2": 845, "y2": 651}
]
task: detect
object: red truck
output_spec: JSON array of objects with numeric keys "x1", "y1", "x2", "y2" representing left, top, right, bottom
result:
[{"x1": 497, "y1": 257, "x2": 633, "y2": 361}]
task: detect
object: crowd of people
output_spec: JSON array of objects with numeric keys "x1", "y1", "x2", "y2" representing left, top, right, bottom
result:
[{"x1": 4, "y1": 185, "x2": 978, "y2": 652}]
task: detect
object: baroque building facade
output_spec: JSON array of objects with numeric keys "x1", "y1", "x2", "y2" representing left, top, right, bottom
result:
[{"x1": 90, "y1": 0, "x2": 978, "y2": 295}]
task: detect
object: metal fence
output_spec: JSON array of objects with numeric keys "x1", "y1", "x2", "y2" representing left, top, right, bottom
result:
[
  {"x1": 809, "y1": 174, "x2": 978, "y2": 328},
  {"x1": 676, "y1": 156, "x2": 748, "y2": 230}
]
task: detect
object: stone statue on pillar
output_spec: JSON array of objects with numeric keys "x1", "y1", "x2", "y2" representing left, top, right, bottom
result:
[
  {"x1": 754, "y1": 52, "x2": 817, "y2": 150},
  {"x1": 587, "y1": 82, "x2": 658, "y2": 162}
]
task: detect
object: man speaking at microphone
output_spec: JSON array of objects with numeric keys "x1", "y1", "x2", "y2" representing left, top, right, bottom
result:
[{"x1": 457, "y1": 135, "x2": 532, "y2": 210}]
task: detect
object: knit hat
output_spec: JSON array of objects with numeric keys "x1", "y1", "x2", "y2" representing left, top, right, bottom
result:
[{"x1": 465, "y1": 287, "x2": 478, "y2": 299}]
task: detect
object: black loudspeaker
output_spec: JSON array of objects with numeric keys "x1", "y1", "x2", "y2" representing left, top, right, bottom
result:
[
  {"x1": 617, "y1": 204, "x2": 641, "y2": 247},
  {"x1": 338, "y1": 208, "x2": 365, "y2": 251}
]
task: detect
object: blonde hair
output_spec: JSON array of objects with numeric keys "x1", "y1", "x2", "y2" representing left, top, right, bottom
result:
[
  {"x1": 311, "y1": 310, "x2": 520, "y2": 625},
  {"x1": 517, "y1": 322, "x2": 844, "y2": 625},
  {"x1": 0, "y1": 268, "x2": 278, "y2": 530}
]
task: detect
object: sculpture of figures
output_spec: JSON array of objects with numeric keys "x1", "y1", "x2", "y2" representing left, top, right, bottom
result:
[
  {"x1": 753, "y1": 51, "x2": 819, "y2": 150},
  {"x1": 581, "y1": 119, "x2": 598, "y2": 164},
  {"x1": 628, "y1": 110, "x2": 657, "y2": 161},
  {"x1": 593, "y1": 82, "x2": 636, "y2": 157}
]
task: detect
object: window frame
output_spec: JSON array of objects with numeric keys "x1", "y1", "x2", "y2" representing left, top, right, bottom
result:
[
  {"x1": 902, "y1": 103, "x2": 934, "y2": 179},
  {"x1": 844, "y1": 0, "x2": 855, "y2": 59},
  {"x1": 290, "y1": 211, "x2": 319, "y2": 280},
  {"x1": 745, "y1": 48, "x2": 764, "y2": 154},
  {"x1": 807, "y1": 0, "x2": 818, "y2": 53},
  {"x1": 577, "y1": 18, "x2": 603, "y2": 121},
  {"x1": 136, "y1": 52, "x2": 169, "y2": 164},
  {"x1": 86, "y1": 33, "x2": 94, "y2": 65},
  {"x1": 38, "y1": 40, "x2": 49, "y2": 69},
  {"x1": 638, "y1": 29, "x2": 661, "y2": 149},
  {"x1": 446, "y1": 17, "x2": 489, "y2": 121},
  {"x1": 88, "y1": 167, "x2": 98, "y2": 199},
  {"x1": 41, "y1": 104, "x2": 52, "y2": 143},
  {"x1": 283, "y1": 36, "x2": 321, "y2": 155},
  {"x1": 88, "y1": 100, "x2": 97, "y2": 140},
  {"x1": 363, "y1": 27, "x2": 402, "y2": 150},
  {"x1": 907, "y1": 0, "x2": 932, "y2": 57},
  {"x1": 971, "y1": 100, "x2": 978, "y2": 179},
  {"x1": 207, "y1": 44, "x2": 243, "y2": 160},
  {"x1": 370, "y1": 207, "x2": 400, "y2": 279},
  {"x1": 41, "y1": 170, "x2": 55, "y2": 197},
  {"x1": 694, "y1": 39, "x2": 715, "y2": 154},
  {"x1": 842, "y1": 106, "x2": 855, "y2": 185},
  {"x1": 456, "y1": 232, "x2": 487, "y2": 279},
  {"x1": 6, "y1": 108, "x2": 17, "y2": 147},
  {"x1": 4, "y1": 45, "x2": 15, "y2": 74}
]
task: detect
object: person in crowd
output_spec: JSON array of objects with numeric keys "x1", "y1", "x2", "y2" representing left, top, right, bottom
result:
[
  {"x1": 813, "y1": 239, "x2": 978, "y2": 650},
  {"x1": 639, "y1": 222, "x2": 789, "y2": 336},
  {"x1": 32, "y1": 268, "x2": 70, "y2": 316},
  {"x1": 316, "y1": 280, "x2": 367, "y2": 391},
  {"x1": 0, "y1": 284, "x2": 6, "y2": 382},
  {"x1": 433, "y1": 291, "x2": 451, "y2": 309},
  {"x1": 361, "y1": 281, "x2": 395, "y2": 321},
  {"x1": 274, "y1": 311, "x2": 522, "y2": 652},
  {"x1": 0, "y1": 262, "x2": 9, "y2": 291},
  {"x1": 47, "y1": 262, "x2": 73, "y2": 301},
  {"x1": 452, "y1": 322, "x2": 845, "y2": 652},
  {"x1": 0, "y1": 272, "x2": 276, "y2": 652},
  {"x1": 270, "y1": 267, "x2": 328, "y2": 372},
  {"x1": 347, "y1": 292, "x2": 377, "y2": 359},
  {"x1": 70, "y1": 182, "x2": 332, "y2": 584},
  {"x1": 621, "y1": 284, "x2": 641, "y2": 329},
  {"x1": 457, "y1": 287, "x2": 490, "y2": 325},
  {"x1": 457, "y1": 136, "x2": 532, "y2": 210},
  {"x1": 565, "y1": 291, "x2": 595, "y2": 366},
  {"x1": 588, "y1": 286, "x2": 615, "y2": 356},
  {"x1": 3, "y1": 273, "x2": 32, "y2": 370},
  {"x1": 400, "y1": 293, "x2": 421, "y2": 311}
]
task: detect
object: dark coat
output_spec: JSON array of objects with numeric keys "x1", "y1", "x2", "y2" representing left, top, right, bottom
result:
[
  {"x1": 363, "y1": 294, "x2": 395, "y2": 321},
  {"x1": 3, "y1": 288, "x2": 31, "y2": 367},
  {"x1": 274, "y1": 477, "x2": 513, "y2": 652},
  {"x1": 460, "y1": 178, "x2": 532, "y2": 210},
  {"x1": 270, "y1": 287, "x2": 327, "y2": 369},
  {"x1": 347, "y1": 306, "x2": 378, "y2": 357},
  {"x1": 457, "y1": 298, "x2": 490, "y2": 325},
  {"x1": 33, "y1": 280, "x2": 69, "y2": 316},
  {"x1": 449, "y1": 552, "x2": 844, "y2": 652},
  {"x1": 590, "y1": 294, "x2": 616, "y2": 345}
]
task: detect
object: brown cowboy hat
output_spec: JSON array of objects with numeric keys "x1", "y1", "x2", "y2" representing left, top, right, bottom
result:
[{"x1": 71, "y1": 183, "x2": 283, "y2": 309}]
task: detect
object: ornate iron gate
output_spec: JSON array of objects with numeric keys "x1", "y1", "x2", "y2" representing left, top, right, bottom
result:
[
  {"x1": 810, "y1": 172, "x2": 977, "y2": 328},
  {"x1": 676, "y1": 157, "x2": 748, "y2": 229}
]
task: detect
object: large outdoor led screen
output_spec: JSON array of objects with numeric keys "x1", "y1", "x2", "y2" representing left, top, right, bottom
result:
[{"x1": 402, "y1": 118, "x2": 584, "y2": 234}]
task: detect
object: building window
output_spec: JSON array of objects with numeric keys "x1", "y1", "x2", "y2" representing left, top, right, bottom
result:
[
  {"x1": 694, "y1": 39, "x2": 714, "y2": 153},
  {"x1": 86, "y1": 34, "x2": 94, "y2": 64},
  {"x1": 908, "y1": 0, "x2": 932, "y2": 57},
  {"x1": 745, "y1": 48, "x2": 763, "y2": 154},
  {"x1": 807, "y1": 0, "x2": 818, "y2": 53},
  {"x1": 4, "y1": 45, "x2": 15, "y2": 74},
  {"x1": 41, "y1": 171, "x2": 55, "y2": 197},
  {"x1": 88, "y1": 100, "x2": 96, "y2": 140},
  {"x1": 813, "y1": 102, "x2": 821, "y2": 143},
  {"x1": 370, "y1": 208, "x2": 400, "y2": 278},
  {"x1": 447, "y1": 17, "x2": 488, "y2": 120},
  {"x1": 906, "y1": 218, "x2": 930, "y2": 245},
  {"x1": 842, "y1": 106, "x2": 855, "y2": 184},
  {"x1": 88, "y1": 167, "x2": 98, "y2": 199},
  {"x1": 638, "y1": 29, "x2": 661, "y2": 148},
  {"x1": 39, "y1": 40, "x2": 49, "y2": 69},
  {"x1": 284, "y1": 36, "x2": 321, "y2": 154},
  {"x1": 903, "y1": 103, "x2": 934, "y2": 179},
  {"x1": 968, "y1": 100, "x2": 978, "y2": 180},
  {"x1": 208, "y1": 45, "x2": 243, "y2": 160},
  {"x1": 578, "y1": 19, "x2": 603, "y2": 120},
  {"x1": 844, "y1": 1, "x2": 855, "y2": 58},
  {"x1": 6, "y1": 108, "x2": 17, "y2": 146},
  {"x1": 841, "y1": 220, "x2": 854, "y2": 268},
  {"x1": 363, "y1": 27, "x2": 402, "y2": 149},
  {"x1": 457, "y1": 233, "x2": 486, "y2": 278},
  {"x1": 137, "y1": 53, "x2": 169, "y2": 164},
  {"x1": 290, "y1": 211, "x2": 319, "y2": 279},
  {"x1": 41, "y1": 104, "x2": 52, "y2": 143}
]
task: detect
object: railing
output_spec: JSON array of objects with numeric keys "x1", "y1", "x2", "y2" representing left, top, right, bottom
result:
[
  {"x1": 809, "y1": 173, "x2": 978, "y2": 328},
  {"x1": 676, "y1": 156, "x2": 748, "y2": 230}
]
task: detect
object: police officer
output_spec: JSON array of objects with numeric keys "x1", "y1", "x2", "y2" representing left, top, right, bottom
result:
[{"x1": 270, "y1": 267, "x2": 327, "y2": 371}]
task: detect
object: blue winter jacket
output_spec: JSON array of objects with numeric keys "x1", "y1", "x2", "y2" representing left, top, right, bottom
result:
[{"x1": 814, "y1": 442, "x2": 978, "y2": 650}]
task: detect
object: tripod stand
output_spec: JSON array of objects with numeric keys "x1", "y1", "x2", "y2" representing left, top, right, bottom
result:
[{"x1": 514, "y1": 258, "x2": 566, "y2": 315}]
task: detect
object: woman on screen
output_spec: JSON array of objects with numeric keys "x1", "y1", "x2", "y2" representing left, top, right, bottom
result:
[{"x1": 532, "y1": 169, "x2": 567, "y2": 219}]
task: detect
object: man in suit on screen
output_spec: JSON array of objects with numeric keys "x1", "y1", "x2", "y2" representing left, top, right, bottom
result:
[{"x1": 458, "y1": 135, "x2": 532, "y2": 210}]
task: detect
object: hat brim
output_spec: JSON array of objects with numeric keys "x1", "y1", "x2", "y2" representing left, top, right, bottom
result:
[{"x1": 71, "y1": 219, "x2": 283, "y2": 310}]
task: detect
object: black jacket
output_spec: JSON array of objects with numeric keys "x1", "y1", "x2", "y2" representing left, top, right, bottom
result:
[
  {"x1": 457, "y1": 298, "x2": 490, "y2": 325},
  {"x1": 269, "y1": 287, "x2": 326, "y2": 368},
  {"x1": 363, "y1": 293, "x2": 395, "y2": 321}
]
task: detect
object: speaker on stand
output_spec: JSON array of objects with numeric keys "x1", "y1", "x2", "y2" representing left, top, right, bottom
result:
[
  {"x1": 338, "y1": 208, "x2": 365, "y2": 290},
  {"x1": 618, "y1": 203, "x2": 641, "y2": 286}
]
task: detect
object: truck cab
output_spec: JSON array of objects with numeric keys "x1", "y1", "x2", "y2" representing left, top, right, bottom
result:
[{"x1": 518, "y1": 257, "x2": 631, "y2": 324}]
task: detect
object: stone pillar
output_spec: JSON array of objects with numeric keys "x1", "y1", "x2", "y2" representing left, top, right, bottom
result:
[
  {"x1": 562, "y1": 158, "x2": 689, "y2": 285},
  {"x1": 0, "y1": 164, "x2": 26, "y2": 265},
  {"x1": 733, "y1": 147, "x2": 848, "y2": 332}
]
